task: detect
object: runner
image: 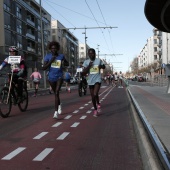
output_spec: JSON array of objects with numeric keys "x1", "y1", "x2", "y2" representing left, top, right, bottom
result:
[
  {"x1": 82, "y1": 48, "x2": 105, "y2": 117},
  {"x1": 42, "y1": 41, "x2": 69, "y2": 119},
  {"x1": 30, "y1": 68, "x2": 42, "y2": 97}
]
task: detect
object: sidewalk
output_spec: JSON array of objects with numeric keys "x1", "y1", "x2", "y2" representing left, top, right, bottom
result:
[{"x1": 128, "y1": 84, "x2": 170, "y2": 154}]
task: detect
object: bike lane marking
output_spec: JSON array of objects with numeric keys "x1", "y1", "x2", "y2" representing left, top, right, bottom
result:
[
  {"x1": 80, "y1": 116, "x2": 87, "y2": 119},
  {"x1": 73, "y1": 110, "x2": 79, "y2": 113},
  {"x1": 33, "y1": 148, "x2": 53, "y2": 161},
  {"x1": 71, "y1": 122, "x2": 80, "y2": 127},
  {"x1": 33, "y1": 132, "x2": 48, "y2": 139},
  {"x1": 57, "y1": 132, "x2": 70, "y2": 140},
  {"x1": 1, "y1": 147, "x2": 26, "y2": 160},
  {"x1": 64, "y1": 115, "x2": 72, "y2": 119},
  {"x1": 52, "y1": 122, "x2": 63, "y2": 127}
]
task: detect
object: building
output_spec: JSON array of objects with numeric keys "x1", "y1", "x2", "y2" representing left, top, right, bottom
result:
[
  {"x1": 0, "y1": 0, "x2": 51, "y2": 76},
  {"x1": 51, "y1": 20, "x2": 79, "y2": 75}
]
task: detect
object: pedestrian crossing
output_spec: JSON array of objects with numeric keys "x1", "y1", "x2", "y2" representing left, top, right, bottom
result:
[{"x1": 1, "y1": 85, "x2": 114, "y2": 162}]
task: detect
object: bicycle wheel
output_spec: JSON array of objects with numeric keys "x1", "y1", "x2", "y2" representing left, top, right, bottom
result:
[
  {"x1": 18, "y1": 88, "x2": 28, "y2": 112},
  {"x1": 0, "y1": 87, "x2": 12, "y2": 118},
  {"x1": 78, "y1": 83, "x2": 82, "y2": 97}
]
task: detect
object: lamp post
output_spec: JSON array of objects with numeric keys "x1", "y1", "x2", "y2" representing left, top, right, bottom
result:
[
  {"x1": 40, "y1": 0, "x2": 46, "y2": 88},
  {"x1": 82, "y1": 28, "x2": 88, "y2": 59}
]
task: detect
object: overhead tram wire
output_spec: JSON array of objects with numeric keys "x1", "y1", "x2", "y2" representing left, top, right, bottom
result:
[
  {"x1": 44, "y1": 0, "x2": 111, "y2": 26},
  {"x1": 85, "y1": 0, "x2": 111, "y2": 52},
  {"x1": 95, "y1": 0, "x2": 115, "y2": 54}
]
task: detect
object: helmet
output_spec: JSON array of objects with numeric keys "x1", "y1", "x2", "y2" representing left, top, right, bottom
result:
[{"x1": 9, "y1": 46, "x2": 18, "y2": 52}]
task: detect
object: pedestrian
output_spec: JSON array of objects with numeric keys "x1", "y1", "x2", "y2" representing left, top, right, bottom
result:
[
  {"x1": 82, "y1": 48, "x2": 105, "y2": 117},
  {"x1": 0, "y1": 46, "x2": 27, "y2": 103},
  {"x1": 114, "y1": 72, "x2": 118, "y2": 87},
  {"x1": 118, "y1": 71, "x2": 123, "y2": 87},
  {"x1": 42, "y1": 41, "x2": 69, "y2": 119},
  {"x1": 64, "y1": 69, "x2": 71, "y2": 93},
  {"x1": 30, "y1": 68, "x2": 42, "y2": 97}
]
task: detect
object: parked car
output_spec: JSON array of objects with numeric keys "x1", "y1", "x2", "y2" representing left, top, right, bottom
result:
[{"x1": 70, "y1": 77, "x2": 78, "y2": 84}]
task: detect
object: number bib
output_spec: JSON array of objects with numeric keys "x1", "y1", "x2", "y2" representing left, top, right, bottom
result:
[
  {"x1": 90, "y1": 65, "x2": 99, "y2": 74},
  {"x1": 51, "y1": 60, "x2": 61, "y2": 68}
]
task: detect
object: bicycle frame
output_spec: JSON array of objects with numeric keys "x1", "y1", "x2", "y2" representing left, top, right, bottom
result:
[{"x1": 6, "y1": 71, "x2": 14, "y2": 104}]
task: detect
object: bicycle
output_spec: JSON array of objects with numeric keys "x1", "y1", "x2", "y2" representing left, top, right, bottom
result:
[
  {"x1": 0, "y1": 72, "x2": 28, "y2": 118},
  {"x1": 78, "y1": 77, "x2": 87, "y2": 97}
]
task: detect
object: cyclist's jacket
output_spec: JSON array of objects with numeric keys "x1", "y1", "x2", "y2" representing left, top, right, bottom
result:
[
  {"x1": 83, "y1": 58, "x2": 104, "y2": 85},
  {"x1": 44, "y1": 53, "x2": 65, "y2": 82},
  {"x1": 0, "y1": 56, "x2": 27, "y2": 77}
]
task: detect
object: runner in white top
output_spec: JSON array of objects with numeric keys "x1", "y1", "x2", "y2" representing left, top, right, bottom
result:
[
  {"x1": 118, "y1": 71, "x2": 123, "y2": 87},
  {"x1": 83, "y1": 48, "x2": 105, "y2": 117}
]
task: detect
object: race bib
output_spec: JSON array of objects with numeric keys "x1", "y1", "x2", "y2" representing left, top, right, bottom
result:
[
  {"x1": 51, "y1": 60, "x2": 61, "y2": 68},
  {"x1": 90, "y1": 65, "x2": 99, "y2": 74}
]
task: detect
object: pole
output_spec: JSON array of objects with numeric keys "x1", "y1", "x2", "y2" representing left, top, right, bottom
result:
[
  {"x1": 97, "y1": 44, "x2": 100, "y2": 58},
  {"x1": 85, "y1": 28, "x2": 87, "y2": 59},
  {"x1": 40, "y1": 0, "x2": 46, "y2": 88}
]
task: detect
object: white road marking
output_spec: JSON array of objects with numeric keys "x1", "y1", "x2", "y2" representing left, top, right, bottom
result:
[
  {"x1": 101, "y1": 86, "x2": 107, "y2": 88},
  {"x1": 80, "y1": 116, "x2": 87, "y2": 119},
  {"x1": 73, "y1": 110, "x2": 79, "y2": 113},
  {"x1": 71, "y1": 122, "x2": 80, "y2": 127},
  {"x1": 86, "y1": 110, "x2": 92, "y2": 113},
  {"x1": 2, "y1": 147, "x2": 26, "y2": 160},
  {"x1": 33, "y1": 132, "x2": 48, "y2": 139},
  {"x1": 91, "y1": 107, "x2": 94, "y2": 109},
  {"x1": 52, "y1": 122, "x2": 63, "y2": 127},
  {"x1": 33, "y1": 148, "x2": 53, "y2": 161},
  {"x1": 79, "y1": 107, "x2": 84, "y2": 109},
  {"x1": 64, "y1": 115, "x2": 72, "y2": 119},
  {"x1": 84, "y1": 104, "x2": 88, "y2": 106},
  {"x1": 57, "y1": 132, "x2": 70, "y2": 140},
  {"x1": 88, "y1": 101, "x2": 92, "y2": 103}
]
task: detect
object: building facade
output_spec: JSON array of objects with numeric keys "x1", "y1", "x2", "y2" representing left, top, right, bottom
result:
[
  {"x1": 0, "y1": 0, "x2": 51, "y2": 76},
  {"x1": 51, "y1": 20, "x2": 79, "y2": 76}
]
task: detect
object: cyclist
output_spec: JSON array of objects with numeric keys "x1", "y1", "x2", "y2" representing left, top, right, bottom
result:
[
  {"x1": 0, "y1": 46, "x2": 27, "y2": 103},
  {"x1": 82, "y1": 48, "x2": 105, "y2": 117},
  {"x1": 75, "y1": 62, "x2": 87, "y2": 94},
  {"x1": 30, "y1": 68, "x2": 42, "y2": 97},
  {"x1": 42, "y1": 41, "x2": 69, "y2": 119}
]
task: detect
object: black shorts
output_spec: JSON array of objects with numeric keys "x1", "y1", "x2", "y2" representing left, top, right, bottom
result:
[{"x1": 89, "y1": 82, "x2": 101, "y2": 89}]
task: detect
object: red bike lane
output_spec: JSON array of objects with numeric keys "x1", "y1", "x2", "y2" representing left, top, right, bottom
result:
[{"x1": 0, "y1": 85, "x2": 143, "y2": 170}]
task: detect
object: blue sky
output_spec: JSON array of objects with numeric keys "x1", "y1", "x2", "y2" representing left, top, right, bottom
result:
[{"x1": 38, "y1": 0, "x2": 154, "y2": 73}]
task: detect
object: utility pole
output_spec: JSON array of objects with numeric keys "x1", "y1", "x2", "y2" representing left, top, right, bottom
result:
[
  {"x1": 40, "y1": 0, "x2": 46, "y2": 88},
  {"x1": 97, "y1": 44, "x2": 100, "y2": 58}
]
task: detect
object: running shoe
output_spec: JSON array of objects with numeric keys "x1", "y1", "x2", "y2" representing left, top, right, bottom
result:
[
  {"x1": 53, "y1": 111, "x2": 58, "y2": 119},
  {"x1": 97, "y1": 104, "x2": 101, "y2": 109},
  {"x1": 58, "y1": 105, "x2": 62, "y2": 114},
  {"x1": 93, "y1": 110, "x2": 98, "y2": 117}
]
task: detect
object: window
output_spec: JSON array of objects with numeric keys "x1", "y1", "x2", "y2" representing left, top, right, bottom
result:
[
  {"x1": 16, "y1": 6, "x2": 22, "y2": 19},
  {"x1": 5, "y1": 30, "x2": 11, "y2": 45},
  {"x1": 4, "y1": 12, "x2": 10, "y2": 29},
  {"x1": 154, "y1": 55, "x2": 157, "y2": 60},
  {"x1": 16, "y1": 20, "x2": 22, "y2": 34}
]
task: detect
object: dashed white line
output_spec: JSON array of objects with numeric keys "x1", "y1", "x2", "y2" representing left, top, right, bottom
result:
[
  {"x1": 84, "y1": 104, "x2": 88, "y2": 106},
  {"x1": 73, "y1": 110, "x2": 79, "y2": 113},
  {"x1": 79, "y1": 107, "x2": 84, "y2": 109},
  {"x1": 86, "y1": 110, "x2": 92, "y2": 114},
  {"x1": 91, "y1": 107, "x2": 94, "y2": 109},
  {"x1": 64, "y1": 115, "x2": 72, "y2": 119},
  {"x1": 33, "y1": 132, "x2": 48, "y2": 139},
  {"x1": 33, "y1": 148, "x2": 53, "y2": 161},
  {"x1": 52, "y1": 122, "x2": 63, "y2": 127},
  {"x1": 57, "y1": 132, "x2": 70, "y2": 140},
  {"x1": 88, "y1": 101, "x2": 92, "y2": 103},
  {"x1": 2, "y1": 147, "x2": 26, "y2": 160},
  {"x1": 80, "y1": 116, "x2": 87, "y2": 119},
  {"x1": 71, "y1": 122, "x2": 80, "y2": 127}
]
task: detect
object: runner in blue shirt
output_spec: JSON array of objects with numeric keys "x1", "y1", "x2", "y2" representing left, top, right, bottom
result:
[
  {"x1": 83, "y1": 48, "x2": 105, "y2": 117},
  {"x1": 42, "y1": 41, "x2": 69, "y2": 119}
]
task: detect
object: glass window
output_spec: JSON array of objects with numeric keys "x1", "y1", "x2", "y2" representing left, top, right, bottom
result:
[
  {"x1": 5, "y1": 29, "x2": 11, "y2": 45},
  {"x1": 16, "y1": 20, "x2": 22, "y2": 34},
  {"x1": 4, "y1": 12, "x2": 10, "y2": 29}
]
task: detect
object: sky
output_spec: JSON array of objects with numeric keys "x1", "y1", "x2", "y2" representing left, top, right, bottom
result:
[{"x1": 37, "y1": 0, "x2": 154, "y2": 73}]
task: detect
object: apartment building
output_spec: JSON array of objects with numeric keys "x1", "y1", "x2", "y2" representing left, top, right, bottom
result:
[
  {"x1": 0, "y1": 0, "x2": 51, "y2": 74},
  {"x1": 51, "y1": 20, "x2": 79, "y2": 75}
]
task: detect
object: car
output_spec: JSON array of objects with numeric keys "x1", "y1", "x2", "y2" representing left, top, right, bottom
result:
[{"x1": 70, "y1": 77, "x2": 77, "y2": 84}]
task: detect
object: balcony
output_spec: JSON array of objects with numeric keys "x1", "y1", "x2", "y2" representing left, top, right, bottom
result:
[
  {"x1": 26, "y1": 33, "x2": 35, "y2": 40},
  {"x1": 27, "y1": 47, "x2": 35, "y2": 53}
]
